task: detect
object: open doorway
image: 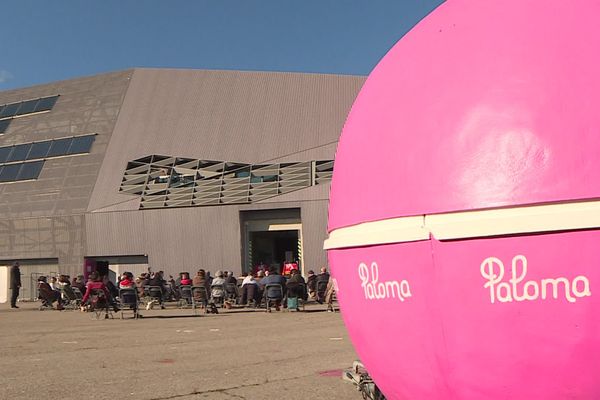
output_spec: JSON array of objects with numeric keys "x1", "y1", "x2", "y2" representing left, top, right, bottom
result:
[
  {"x1": 240, "y1": 208, "x2": 303, "y2": 275},
  {"x1": 250, "y1": 230, "x2": 299, "y2": 271}
]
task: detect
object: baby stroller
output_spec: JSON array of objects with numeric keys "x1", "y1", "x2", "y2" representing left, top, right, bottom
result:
[{"x1": 344, "y1": 361, "x2": 386, "y2": 400}]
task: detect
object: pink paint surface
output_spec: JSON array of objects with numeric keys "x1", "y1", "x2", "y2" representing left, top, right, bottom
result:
[
  {"x1": 327, "y1": 1, "x2": 600, "y2": 398},
  {"x1": 329, "y1": 232, "x2": 600, "y2": 399},
  {"x1": 329, "y1": 0, "x2": 600, "y2": 231}
]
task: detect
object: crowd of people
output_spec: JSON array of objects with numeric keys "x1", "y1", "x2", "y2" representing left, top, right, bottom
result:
[{"x1": 11, "y1": 262, "x2": 336, "y2": 314}]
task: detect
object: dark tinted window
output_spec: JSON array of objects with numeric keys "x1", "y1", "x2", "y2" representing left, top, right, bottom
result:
[
  {"x1": 0, "y1": 119, "x2": 10, "y2": 133},
  {"x1": 16, "y1": 160, "x2": 44, "y2": 181},
  {"x1": 6, "y1": 143, "x2": 31, "y2": 162},
  {"x1": 0, "y1": 103, "x2": 19, "y2": 118},
  {"x1": 67, "y1": 135, "x2": 95, "y2": 154},
  {"x1": 0, "y1": 163, "x2": 21, "y2": 182},
  {"x1": 0, "y1": 147, "x2": 12, "y2": 163},
  {"x1": 46, "y1": 138, "x2": 73, "y2": 157},
  {"x1": 16, "y1": 99, "x2": 39, "y2": 115},
  {"x1": 34, "y1": 96, "x2": 59, "y2": 112},
  {"x1": 27, "y1": 141, "x2": 51, "y2": 159}
]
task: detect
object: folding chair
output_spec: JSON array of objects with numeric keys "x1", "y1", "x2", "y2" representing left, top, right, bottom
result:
[
  {"x1": 263, "y1": 284, "x2": 283, "y2": 312},
  {"x1": 37, "y1": 286, "x2": 54, "y2": 311},
  {"x1": 72, "y1": 286, "x2": 84, "y2": 304},
  {"x1": 225, "y1": 283, "x2": 239, "y2": 305},
  {"x1": 119, "y1": 287, "x2": 140, "y2": 319},
  {"x1": 316, "y1": 280, "x2": 328, "y2": 304},
  {"x1": 89, "y1": 289, "x2": 113, "y2": 320},
  {"x1": 61, "y1": 286, "x2": 81, "y2": 310},
  {"x1": 144, "y1": 285, "x2": 165, "y2": 310},
  {"x1": 210, "y1": 284, "x2": 226, "y2": 308},
  {"x1": 178, "y1": 285, "x2": 194, "y2": 308},
  {"x1": 285, "y1": 282, "x2": 306, "y2": 311},
  {"x1": 242, "y1": 284, "x2": 260, "y2": 308}
]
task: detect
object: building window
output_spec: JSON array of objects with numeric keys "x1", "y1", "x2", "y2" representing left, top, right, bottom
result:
[
  {"x1": 0, "y1": 134, "x2": 95, "y2": 185},
  {"x1": 0, "y1": 161, "x2": 45, "y2": 183},
  {"x1": 0, "y1": 95, "x2": 59, "y2": 120}
]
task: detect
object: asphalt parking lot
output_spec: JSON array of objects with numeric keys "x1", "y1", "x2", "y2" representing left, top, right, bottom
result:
[{"x1": 0, "y1": 301, "x2": 360, "y2": 400}]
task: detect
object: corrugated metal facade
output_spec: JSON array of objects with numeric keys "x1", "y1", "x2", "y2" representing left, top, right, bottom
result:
[{"x1": 1, "y1": 68, "x2": 365, "y2": 280}]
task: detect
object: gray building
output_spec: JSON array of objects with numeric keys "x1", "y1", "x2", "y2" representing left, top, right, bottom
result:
[{"x1": 0, "y1": 68, "x2": 364, "y2": 301}]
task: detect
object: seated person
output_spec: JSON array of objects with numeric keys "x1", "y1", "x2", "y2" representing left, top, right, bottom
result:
[
  {"x1": 118, "y1": 275, "x2": 139, "y2": 311},
  {"x1": 180, "y1": 272, "x2": 192, "y2": 286},
  {"x1": 255, "y1": 270, "x2": 265, "y2": 283},
  {"x1": 315, "y1": 267, "x2": 330, "y2": 303},
  {"x1": 240, "y1": 273, "x2": 260, "y2": 305},
  {"x1": 37, "y1": 276, "x2": 64, "y2": 310},
  {"x1": 224, "y1": 271, "x2": 239, "y2": 298},
  {"x1": 73, "y1": 275, "x2": 86, "y2": 294},
  {"x1": 211, "y1": 270, "x2": 226, "y2": 286},
  {"x1": 49, "y1": 276, "x2": 62, "y2": 297},
  {"x1": 225, "y1": 271, "x2": 237, "y2": 285},
  {"x1": 146, "y1": 271, "x2": 167, "y2": 309},
  {"x1": 82, "y1": 271, "x2": 118, "y2": 312},
  {"x1": 286, "y1": 269, "x2": 308, "y2": 301},
  {"x1": 136, "y1": 273, "x2": 150, "y2": 297},
  {"x1": 210, "y1": 271, "x2": 227, "y2": 303},
  {"x1": 58, "y1": 274, "x2": 77, "y2": 303},
  {"x1": 192, "y1": 269, "x2": 210, "y2": 304},
  {"x1": 259, "y1": 267, "x2": 287, "y2": 310},
  {"x1": 119, "y1": 272, "x2": 135, "y2": 288},
  {"x1": 316, "y1": 267, "x2": 330, "y2": 285}
]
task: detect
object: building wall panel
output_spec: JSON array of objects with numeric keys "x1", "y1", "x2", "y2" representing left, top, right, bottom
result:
[{"x1": 87, "y1": 68, "x2": 364, "y2": 212}]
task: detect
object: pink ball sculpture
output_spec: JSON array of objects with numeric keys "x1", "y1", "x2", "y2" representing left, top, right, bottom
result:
[{"x1": 326, "y1": 1, "x2": 600, "y2": 399}]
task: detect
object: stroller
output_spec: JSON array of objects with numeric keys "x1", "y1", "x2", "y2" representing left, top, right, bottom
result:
[{"x1": 344, "y1": 361, "x2": 386, "y2": 400}]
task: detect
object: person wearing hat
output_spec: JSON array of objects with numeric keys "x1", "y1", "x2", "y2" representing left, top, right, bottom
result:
[{"x1": 9, "y1": 262, "x2": 21, "y2": 309}]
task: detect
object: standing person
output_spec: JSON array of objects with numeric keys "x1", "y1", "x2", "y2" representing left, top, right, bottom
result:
[{"x1": 10, "y1": 262, "x2": 21, "y2": 309}]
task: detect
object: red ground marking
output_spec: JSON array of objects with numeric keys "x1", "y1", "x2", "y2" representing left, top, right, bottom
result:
[{"x1": 318, "y1": 369, "x2": 343, "y2": 377}]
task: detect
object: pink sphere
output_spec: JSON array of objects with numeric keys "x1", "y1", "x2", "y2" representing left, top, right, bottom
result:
[{"x1": 327, "y1": 1, "x2": 600, "y2": 399}]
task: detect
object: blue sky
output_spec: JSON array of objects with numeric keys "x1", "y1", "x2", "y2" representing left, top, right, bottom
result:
[{"x1": 0, "y1": 0, "x2": 443, "y2": 91}]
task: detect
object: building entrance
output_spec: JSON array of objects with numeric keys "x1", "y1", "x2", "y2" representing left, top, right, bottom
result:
[
  {"x1": 250, "y1": 229, "x2": 299, "y2": 272},
  {"x1": 240, "y1": 208, "x2": 303, "y2": 275}
]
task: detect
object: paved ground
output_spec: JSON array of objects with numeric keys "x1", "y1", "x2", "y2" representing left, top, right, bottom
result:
[{"x1": 0, "y1": 301, "x2": 360, "y2": 400}]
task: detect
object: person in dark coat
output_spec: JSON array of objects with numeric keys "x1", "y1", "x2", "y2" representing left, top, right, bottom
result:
[
  {"x1": 10, "y1": 262, "x2": 21, "y2": 308},
  {"x1": 287, "y1": 269, "x2": 308, "y2": 301},
  {"x1": 259, "y1": 267, "x2": 287, "y2": 310}
]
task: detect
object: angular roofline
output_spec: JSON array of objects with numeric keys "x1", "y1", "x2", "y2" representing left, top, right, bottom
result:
[{"x1": 1, "y1": 67, "x2": 366, "y2": 95}]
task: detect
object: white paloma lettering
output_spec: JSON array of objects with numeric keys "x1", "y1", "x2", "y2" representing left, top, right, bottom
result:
[
  {"x1": 358, "y1": 262, "x2": 411, "y2": 301},
  {"x1": 480, "y1": 255, "x2": 591, "y2": 304}
]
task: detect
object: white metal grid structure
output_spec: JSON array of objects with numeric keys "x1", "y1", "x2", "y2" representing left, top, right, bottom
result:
[{"x1": 119, "y1": 155, "x2": 334, "y2": 209}]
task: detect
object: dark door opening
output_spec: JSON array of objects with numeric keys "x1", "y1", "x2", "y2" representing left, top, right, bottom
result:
[{"x1": 250, "y1": 230, "x2": 299, "y2": 273}]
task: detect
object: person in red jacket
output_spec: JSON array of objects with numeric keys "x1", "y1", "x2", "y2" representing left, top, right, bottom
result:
[
  {"x1": 82, "y1": 271, "x2": 118, "y2": 312},
  {"x1": 119, "y1": 272, "x2": 135, "y2": 288}
]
